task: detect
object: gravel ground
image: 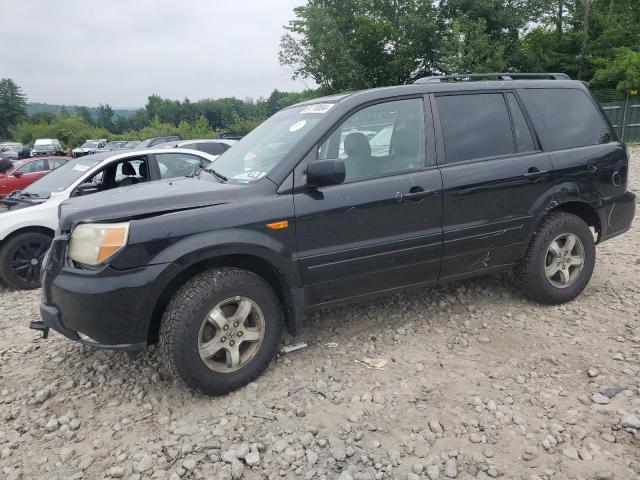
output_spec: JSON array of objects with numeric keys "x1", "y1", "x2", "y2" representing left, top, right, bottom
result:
[{"x1": 1, "y1": 148, "x2": 639, "y2": 480}]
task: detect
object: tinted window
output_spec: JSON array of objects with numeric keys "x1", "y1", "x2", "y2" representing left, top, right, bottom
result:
[
  {"x1": 319, "y1": 98, "x2": 426, "y2": 182},
  {"x1": 436, "y1": 93, "x2": 514, "y2": 163},
  {"x1": 519, "y1": 88, "x2": 612, "y2": 150},
  {"x1": 199, "y1": 142, "x2": 229, "y2": 156},
  {"x1": 156, "y1": 153, "x2": 206, "y2": 179},
  {"x1": 19, "y1": 159, "x2": 47, "y2": 173},
  {"x1": 506, "y1": 93, "x2": 536, "y2": 153}
]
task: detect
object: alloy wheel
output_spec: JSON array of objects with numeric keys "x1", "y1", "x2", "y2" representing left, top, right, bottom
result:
[
  {"x1": 544, "y1": 233, "x2": 585, "y2": 289},
  {"x1": 10, "y1": 240, "x2": 48, "y2": 286},
  {"x1": 197, "y1": 296, "x2": 265, "y2": 373}
]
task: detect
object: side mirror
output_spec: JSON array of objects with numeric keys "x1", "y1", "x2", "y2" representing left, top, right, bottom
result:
[
  {"x1": 12, "y1": 171, "x2": 23, "y2": 177},
  {"x1": 306, "y1": 159, "x2": 346, "y2": 188},
  {"x1": 73, "y1": 182, "x2": 99, "y2": 196}
]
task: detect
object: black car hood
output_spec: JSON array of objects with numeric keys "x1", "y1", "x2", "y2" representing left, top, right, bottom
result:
[{"x1": 60, "y1": 176, "x2": 265, "y2": 231}]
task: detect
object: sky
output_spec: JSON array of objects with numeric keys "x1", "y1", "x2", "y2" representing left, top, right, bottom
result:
[{"x1": 0, "y1": 0, "x2": 310, "y2": 108}]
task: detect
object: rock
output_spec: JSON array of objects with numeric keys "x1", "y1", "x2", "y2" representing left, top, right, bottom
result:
[
  {"x1": 134, "y1": 454, "x2": 153, "y2": 473},
  {"x1": 562, "y1": 447, "x2": 579, "y2": 460},
  {"x1": 231, "y1": 458, "x2": 244, "y2": 479},
  {"x1": 578, "y1": 449, "x2": 593, "y2": 461},
  {"x1": 68, "y1": 418, "x2": 81, "y2": 431},
  {"x1": 43, "y1": 416, "x2": 58, "y2": 432},
  {"x1": 412, "y1": 461, "x2": 424, "y2": 474},
  {"x1": 477, "y1": 336, "x2": 490, "y2": 344},
  {"x1": 429, "y1": 420, "x2": 443, "y2": 434},
  {"x1": 306, "y1": 450, "x2": 318, "y2": 465},
  {"x1": 182, "y1": 459, "x2": 196, "y2": 471},
  {"x1": 444, "y1": 458, "x2": 457, "y2": 478},
  {"x1": 599, "y1": 386, "x2": 625, "y2": 399},
  {"x1": 587, "y1": 367, "x2": 599, "y2": 378},
  {"x1": 611, "y1": 352, "x2": 624, "y2": 361},
  {"x1": 620, "y1": 413, "x2": 640, "y2": 429},
  {"x1": 469, "y1": 432, "x2": 482, "y2": 443},
  {"x1": 245, "y1": 451, "x2": 260, "y2": 466},
  {"x1": 407, "y1": 474, "x2": 420, "y2": 480},
  {"x1": 591, "y1": 393, "x2": 610, "y2": 405},
  {"x1": 108, "y1": 466, "x2": 125, "y2": 478},
  {"x1": 60, "y1": 447, "x2": 75, "y2": 463},
  {"x1": 338, "y1": 472, "x2": 354, "y2": 480},
  {"x1": 329, "y1": 435, "x2": 347, "y2": 461},
  {"x1": 426, "y1": 465, "x2": 440, "y2": 480},
  {"x1": 35, "y1": 386, "x2": 53, "y2": 403}
]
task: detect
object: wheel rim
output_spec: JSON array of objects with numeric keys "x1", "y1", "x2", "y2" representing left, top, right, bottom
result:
[
  {"x1": 544, "y1": 233, "x2": 585, "y2": 289},
  {"x1": 10, "y1": 239, "x2": 48, "y2": 286},
  {"x1": 197, "y1": 296, "x2": 265, "y2": 373}
]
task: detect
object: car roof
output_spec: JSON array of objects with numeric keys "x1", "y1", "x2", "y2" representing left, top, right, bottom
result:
[{"x1": 289, "y1": 78, "x2": 586, "y2": 109}]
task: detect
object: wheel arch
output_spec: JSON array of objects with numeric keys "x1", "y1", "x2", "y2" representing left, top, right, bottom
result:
[
  {"x1": 530, "y1": 201, "x2": 602, "y2": 244},
  {"x1": 147, "y1": 253, "x2": 300, "y2": 344},
  {"x1": 0, "y1": 225, "x2": 55, "y2": 247}
]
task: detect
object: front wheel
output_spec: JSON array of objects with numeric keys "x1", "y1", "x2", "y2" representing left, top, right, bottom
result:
[
  {"x1": 160, "y1": 267, "x2": 284, "y2": 396},
  {"x1": 516, "y1": 212, "x2": 596, "y2": 304},
  {"x1": 0, "y1": 232, "x2": 52, "y2": 289}
]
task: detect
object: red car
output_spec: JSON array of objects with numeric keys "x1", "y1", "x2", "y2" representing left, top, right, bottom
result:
[{"x1": 0, "y1": 156, "x2": 71, "y2": 197}]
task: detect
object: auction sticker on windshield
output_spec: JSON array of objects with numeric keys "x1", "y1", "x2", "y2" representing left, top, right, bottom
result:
[
  {"x1": 72, "y1": 164, "x2": 91, "y2": 172},
  {"x1": 300, "y1": 103, "x2": 334, "y2": 114}
]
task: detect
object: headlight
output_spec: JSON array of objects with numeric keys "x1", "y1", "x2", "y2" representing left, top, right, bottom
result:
[{"x1": 68, "y1": 222, "x2": 130, "y2": 266}]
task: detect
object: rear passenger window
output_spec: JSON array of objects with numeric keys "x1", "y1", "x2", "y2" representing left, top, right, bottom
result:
[
  {"x1": 199, "y1": 143, "x2": 229, "y2": 156},
  {"x1": 436, "y1": 94, "x2": 514, "y2": 163},
  {"x1": 506, "y1": 93, "x2": 536, "y2": 153},
  {"x1": 519, "y1": 89, "x2": 612, "y2": 150}
]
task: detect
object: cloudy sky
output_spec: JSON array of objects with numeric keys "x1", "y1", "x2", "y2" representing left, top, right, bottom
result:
[{"x1": 0, "y1": 0, "x2": 310, "y2": 108}]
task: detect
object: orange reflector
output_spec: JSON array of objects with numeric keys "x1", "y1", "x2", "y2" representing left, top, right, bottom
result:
[{"x1": 266, "y1": 220, "x2": 289, "y2": 230}]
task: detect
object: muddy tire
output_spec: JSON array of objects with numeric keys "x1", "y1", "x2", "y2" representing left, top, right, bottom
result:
[
  {"x1": 160, "y1": 267, "x2": 283, "y2": 396},
  {"x1": 516, "y1": 212, "x2": 595, "y2": 304}
]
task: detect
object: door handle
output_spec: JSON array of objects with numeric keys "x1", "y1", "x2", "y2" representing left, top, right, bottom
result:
[
  {"x1": 522, "y1": 168, "x2": 550, "y2": 179},
  {"x1": 396, "y1": 188, "x2": 436, "y2": 202},
  {"x1": 586, "y1": 164, "x2": 598, "y2": 174}
]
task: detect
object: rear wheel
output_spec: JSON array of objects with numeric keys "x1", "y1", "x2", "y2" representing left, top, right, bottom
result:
[
  {"x1": 0, "y1": 232, "x2": 51, "y2": 289},
  {"x1": 160, "y1": 267, "x2": 283, "y2": 395},
  {"x1": 516, "y1": 212, "x2": 595, "y2": 304}
]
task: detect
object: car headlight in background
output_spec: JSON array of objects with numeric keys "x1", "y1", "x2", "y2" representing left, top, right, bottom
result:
[{"x1": 68, "y1": 222, "x2": 130, "y2": 266}]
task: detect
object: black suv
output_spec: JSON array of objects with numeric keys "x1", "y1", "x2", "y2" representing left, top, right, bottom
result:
[{"x1": 37, "y1": 73, "x2": 635, "y2": 395}]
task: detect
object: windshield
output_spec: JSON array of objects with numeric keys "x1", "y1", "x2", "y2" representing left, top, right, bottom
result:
[
  {"x1": 23, "y1": 156, "x2": 101, "y2": 196},
  {"x1": 34, "y1": 144, "x2": 57, "y2": 151},
  {"x1": 80, "y1": 142, "x2": 98, "y2": 148},
  {"x1": 206, "y1": 104, "x2": 331, "y2": 183},
  {"x1": 137, "y1": 139, "x2": 153, "y2": 149}
]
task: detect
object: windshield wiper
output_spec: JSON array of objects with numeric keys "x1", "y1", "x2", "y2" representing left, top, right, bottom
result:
[{"x1": 199, "y1": 168, "x2": 228, "y2": 182}]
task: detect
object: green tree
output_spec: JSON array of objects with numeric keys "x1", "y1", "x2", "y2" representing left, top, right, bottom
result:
[
  {"x1": 279, "y1": 0, "x2": 441, "y2": 92},
  {"x1": 30, "y1": 111, "x2": 57, "y2": 124},
  {"x1": 0, "y1": 78, "x2": 28, "y2": 139},
  {"x1": 591, "y1": 47, "x2": 640, "y2": 90},
  {"x1": 75, "y1": 106, "x2": 94, "y2": 125},
  {"x1": 96, "y1": 104, "x2": 115, "y2": 131}
]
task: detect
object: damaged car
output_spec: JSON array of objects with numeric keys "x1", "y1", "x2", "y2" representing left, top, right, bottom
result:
[{"x1": 36, "y1": 73, "x2": 634, "y2": 396}]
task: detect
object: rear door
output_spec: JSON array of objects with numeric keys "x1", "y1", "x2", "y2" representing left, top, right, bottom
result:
[
  {"x1": 293, "y1": 96, "x2": 443, "y2": 307},
  {"x1": 434, "y1": 91, "x2": 554, "y2": 280}
]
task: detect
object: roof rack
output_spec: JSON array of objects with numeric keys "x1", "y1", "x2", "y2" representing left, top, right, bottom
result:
[{"x1": 414, "y1": 72, "x2": 570, "y2": 84}]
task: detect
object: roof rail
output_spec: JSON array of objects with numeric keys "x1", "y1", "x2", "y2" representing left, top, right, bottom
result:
[{"x1": 414, "y1": 72, "x2": 570, "y2": 84}]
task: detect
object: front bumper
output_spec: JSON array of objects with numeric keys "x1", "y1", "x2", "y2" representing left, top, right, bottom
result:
[{"x1": 40, "y1": 239, "x2": 180, "y2": 350}]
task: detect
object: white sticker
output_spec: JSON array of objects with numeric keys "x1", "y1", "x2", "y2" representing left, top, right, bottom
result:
[
  {"x1": 72, "y1": 164, "x2": 90, "y2": 172},
  {"x1": 300, "y1": 103, "x2": 334, "y2": 114},
  {"x1": 289, "y1": 120, "x2": 307, "y2": 132}
]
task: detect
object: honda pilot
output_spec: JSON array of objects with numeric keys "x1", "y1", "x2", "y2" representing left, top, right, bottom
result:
[{"x1": 36, "y1": 73, "x2": 635, "y2": 396}]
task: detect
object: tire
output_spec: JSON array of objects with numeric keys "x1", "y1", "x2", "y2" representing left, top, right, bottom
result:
[
  {"x1": 160, "y1": 267, "x2": 284, "y2": 396},
  {"x1": 516, "y1": 212, "x2": 595, "y2": 304},
  {"x1": 0, "y1": 232, "x2": 52, "y2": 290}
]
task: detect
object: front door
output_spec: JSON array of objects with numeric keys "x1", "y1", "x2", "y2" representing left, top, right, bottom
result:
[
  {"x1": 293, "y1": 97, "x2": 443, "y2": 307},
  {"x1": 433, "y1": 91, "x2": 555, "y2": 279}
]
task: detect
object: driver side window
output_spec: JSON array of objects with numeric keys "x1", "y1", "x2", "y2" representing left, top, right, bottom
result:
[{"x1": 318, "y1": 98, "x2": 426, "y2": 182}]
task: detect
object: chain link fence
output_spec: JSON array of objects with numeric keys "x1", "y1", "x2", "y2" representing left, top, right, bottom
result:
[{"x1": 592, "y1": 89, "x2": 640, "y2": 143}]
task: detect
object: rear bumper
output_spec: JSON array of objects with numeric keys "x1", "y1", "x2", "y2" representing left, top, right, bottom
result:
[{"x1": 597, "y1": 191, "x2": 636, "y2": 242}]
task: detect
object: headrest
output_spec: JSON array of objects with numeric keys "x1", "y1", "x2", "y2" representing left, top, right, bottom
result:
[
  {"x1": 121, "y1": 162, "x2": 135, "y2": 176},
  {"x1": 344, "y1": 132, "x2": 371, "y2": 158}
]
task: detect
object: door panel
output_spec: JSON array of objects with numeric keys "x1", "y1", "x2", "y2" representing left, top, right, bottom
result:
[
  {"x1": 295, "y1": 169, "x2": 442, "y2": 306},
  {"x1": 439, "y1": 152, "x2": 554, "y2": 279}
]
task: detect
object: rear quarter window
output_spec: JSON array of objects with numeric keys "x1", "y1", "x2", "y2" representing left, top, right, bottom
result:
[{"x1": 519, "y1": 88, "x2": 612, "y2": 150}]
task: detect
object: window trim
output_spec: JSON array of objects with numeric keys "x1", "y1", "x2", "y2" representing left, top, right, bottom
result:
[
  {"x1": 294, "y1": 95, "x2": 435, "y2": 189},
  {"x1": 432, "y1": 90, "x2": 544, "y2": 165}
]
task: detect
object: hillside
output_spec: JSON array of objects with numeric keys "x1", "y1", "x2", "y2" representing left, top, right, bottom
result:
[{"x1": 26, "y1": 102, "x2": 136, "y2": 119}]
